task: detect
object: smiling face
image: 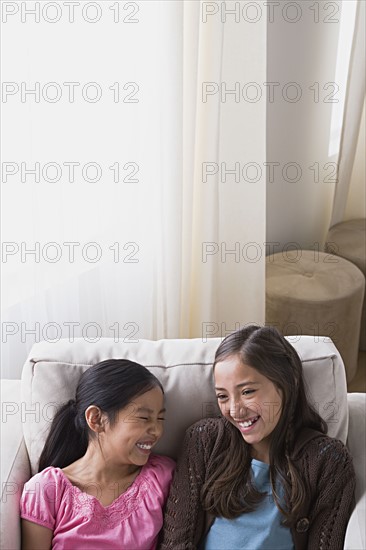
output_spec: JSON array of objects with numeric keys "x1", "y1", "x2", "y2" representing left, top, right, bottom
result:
[
  {"x1": 214, "y1": 355, "x2": 283, "y2": 463},
  {"x1": 99, "y1": 386, "x2": 165, "y2": 467}
]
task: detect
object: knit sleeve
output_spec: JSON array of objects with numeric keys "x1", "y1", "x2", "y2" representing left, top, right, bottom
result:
[
  {"x1": 158, "y1": 418, "x2": 219, "y2": 550},
  {"x1": 306, "y1": 437, "x2": 356, "y2": 550}
]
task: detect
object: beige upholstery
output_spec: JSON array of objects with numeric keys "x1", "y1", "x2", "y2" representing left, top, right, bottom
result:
[
  {"x1": 325, "y1": 219, "x2": 366, "y2": 351},
  {"x1": 266, "y1": 250, "x2": 365, "y2": 381},
  {"x1": 20, "y1": 336, "x2": 349, "y2": 475},
  {"x1": 345, "y1": 393, "x2": 366, "y2": 549},
  {"x1": 1, "y1": 335, "x2": 365, "y2": 550},
  {"x1": 1, "y1": 380, "x2": 31, "y2": 550}
]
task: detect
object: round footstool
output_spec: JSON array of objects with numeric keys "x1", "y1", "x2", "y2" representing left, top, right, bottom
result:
[
  {"x1": 266, "y1": 250, "x2": 365, "y2": 382},
  {"x1": 325, "y1": 219, "x2": 366, "y2": 350}
]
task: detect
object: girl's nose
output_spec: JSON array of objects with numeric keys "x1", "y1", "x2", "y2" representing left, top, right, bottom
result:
[
  {"x1": 148, "y1": 420, "x2": 163, "y2": 437},
  {"x1": 229, "y1": 399, "x2": 243, "y2": 417}
]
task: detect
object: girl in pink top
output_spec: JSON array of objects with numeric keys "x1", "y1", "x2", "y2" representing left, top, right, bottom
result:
[{"x1": 20, "y1": 359, "x2": 175, "y2": 550}]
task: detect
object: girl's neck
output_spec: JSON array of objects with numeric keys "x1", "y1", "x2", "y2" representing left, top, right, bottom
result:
[
  {"x1": 63, "y1": 445, "x2": 142, "y2": 485},
  {"x1": 61, "y1": 449, "x2": 144, "y2": 507},
  {"x1": 250, "y1": 444, "x2": 270, "y2": 464}
]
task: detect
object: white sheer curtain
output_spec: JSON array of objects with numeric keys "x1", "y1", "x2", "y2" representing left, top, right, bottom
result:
[
  {"x1": 1, "y1": 1, "x2": 266, "y2": 379},
  {"x1": 330, "y1": 0, "x2": 365, "y2": 226},
  {"x1": 344, "y1": 97, "x2": 366, "y2": 221},
  {"x1": 178, "y1": 3, "x2": 266, "y2": 338}
]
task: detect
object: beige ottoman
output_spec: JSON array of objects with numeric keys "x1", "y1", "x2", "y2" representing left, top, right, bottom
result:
[
  {"x1": 266, "y1": 250, "x2": 365, "y2": 382},
  {"x1": 325, "y1": 219, "x2": 366, "y2": 350}
]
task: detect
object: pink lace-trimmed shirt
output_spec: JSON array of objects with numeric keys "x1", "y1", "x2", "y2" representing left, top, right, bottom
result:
[{"x1": 20, "y1": 454, "x2": 175, "y2": 550}]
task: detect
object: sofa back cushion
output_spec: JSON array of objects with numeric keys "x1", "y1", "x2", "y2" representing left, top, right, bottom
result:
[{"x1": 21, "y1": 336, "x2": 349, "y2": 475}]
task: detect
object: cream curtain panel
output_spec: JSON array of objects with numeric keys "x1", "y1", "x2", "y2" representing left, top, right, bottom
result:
[
  {"x1": 330, "y1": 0, "x2": 366, "y2": 226},
  {"x1": 3, "y1": 1, "x2": 363, "y2": 380},
  {"x1": 344, "y1": 97, "x2": 366, "y2": 221},
  {"x1": 2, "y1": 2, "x2": 266, "y2": 378}
]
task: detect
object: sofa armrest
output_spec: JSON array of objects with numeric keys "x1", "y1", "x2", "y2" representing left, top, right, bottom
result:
[
  {"x1": 344, "y1": 393, "x2": 366, "y2": 550},
  {"x1": 1, "y1": 380, "x2": 31, "y2": 550}
]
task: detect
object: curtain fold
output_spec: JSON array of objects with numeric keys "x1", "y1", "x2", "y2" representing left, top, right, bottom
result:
[
  {"x1": 3, "y1": 0, "x2": 363, "y2": 380},
  {"x1": 3, "y1": 0, "x2": 363, "y2": 381},
  {"x1": 2, "y1": 1, "x2": 266, "y2": 379},
  {"x1": 344, "y1": 97, "x2": 366, "y2": 221},
  {"x1": 330, "y1": 0, "x2": 366, "y2": 227}
]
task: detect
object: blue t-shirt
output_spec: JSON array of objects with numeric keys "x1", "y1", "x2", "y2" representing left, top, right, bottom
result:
[{"x1": 201, "y1": 458, "x2": 294, "y2": 550}]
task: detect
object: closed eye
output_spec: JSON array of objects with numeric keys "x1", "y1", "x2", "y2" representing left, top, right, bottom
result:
[{"x1": 138, "y1": 416, "x2": 165, "y2": 421}]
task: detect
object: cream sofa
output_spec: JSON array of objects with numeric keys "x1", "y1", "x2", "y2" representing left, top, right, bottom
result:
[{"x1": 1, "y1": 336, "x2": 365, "y2": 549}]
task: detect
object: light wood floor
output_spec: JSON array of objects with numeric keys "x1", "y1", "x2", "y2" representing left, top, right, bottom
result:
[{"x1": 347, "y1": 351, "x2": 366, "y2": 392}]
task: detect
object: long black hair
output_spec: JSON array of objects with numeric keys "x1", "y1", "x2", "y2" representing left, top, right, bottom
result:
[
  {"x1": 38, "y1": 359, "x2": 163, "y2": 471},
  {"x1": 201, "y1": 324, "x2": 327, "y2": 525}
]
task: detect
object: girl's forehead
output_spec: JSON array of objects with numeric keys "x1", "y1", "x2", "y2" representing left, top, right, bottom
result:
[
  {"x1": 214, "y1": 358, "x2": 279, "y2": 390},
  {"x1": 127, "y1": 386, "x2": 164, "y2": 406},
  {"x1": 215, "y1": 356, "x2": 257, "y2": 373},
  {"x1": 214, "y1": 359, "x2": 260, "y2": 382}
]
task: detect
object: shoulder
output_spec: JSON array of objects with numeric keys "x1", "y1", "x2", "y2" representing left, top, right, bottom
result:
[
  {"x1": 293, "y1": 430, "x2": 354, "y2": 475},
  {"x1": 20, "y1": 468, "x2": 66, "y2": 528},
  {"x1": 144, "y1": 454, "x2": 176, "y2": 484},
  {"x1": 294, "y1": 429, "x2": 350, "y2": 456},
  {"x1": 22, "y1": 467, "x2": 66, "y2": 493},
  {"x1": 174, "y1": 417, "x2": 230, "y2": 464},
  {"x1": 185, "y1": 416, "x2": 227, "y2": 440},
  {"x1": 148, "y1": 453, "x2": 176, "y2": 472},
  {"x1": 142, "y1": 454, "x2": 176, "y2": 501}
]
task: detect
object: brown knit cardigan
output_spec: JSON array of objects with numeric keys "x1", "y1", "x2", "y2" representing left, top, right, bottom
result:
[{"x1": 158, "y1": 417, "x2": 355, "y2": 550}]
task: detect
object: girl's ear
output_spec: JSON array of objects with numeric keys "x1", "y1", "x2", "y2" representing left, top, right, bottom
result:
[{"x1": 85, "y1": 405, "x2": 106, "y2": 433}]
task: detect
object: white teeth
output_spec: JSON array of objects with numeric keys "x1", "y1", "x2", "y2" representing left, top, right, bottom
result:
[
  {"x1": 136, "y1": 443, "x2": 153, "y2": 450},
  {"x1": 239, "y1": 416, "x2": 259, "y2": 428}
]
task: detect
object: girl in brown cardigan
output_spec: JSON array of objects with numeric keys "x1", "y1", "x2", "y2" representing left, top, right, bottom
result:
[{"x1": 159, "y1": 325, "x2": 355, "y2": 549}]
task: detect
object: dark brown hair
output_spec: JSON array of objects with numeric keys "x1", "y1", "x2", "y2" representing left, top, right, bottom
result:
[{"x1": 201, "y1": 324, "x2": 327, "y2": 525}]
